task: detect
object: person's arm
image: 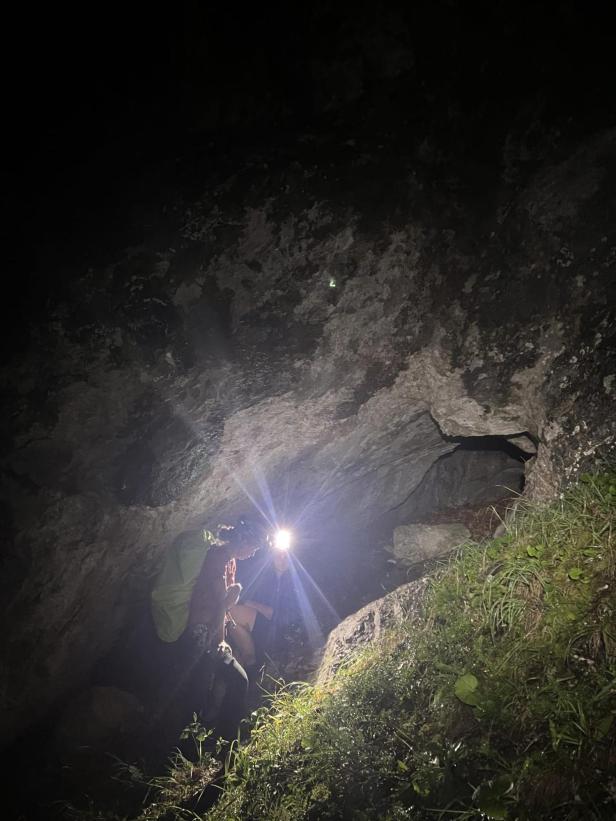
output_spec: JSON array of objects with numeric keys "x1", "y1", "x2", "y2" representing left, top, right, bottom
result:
[
  {"x1": 242, "y1": 599, "x2": 274, "y2": 620},
  {"x1": 225, "y1": 558, "x2": 237, "y2": 587},
  {"x1": 201, "y1": 549, "x2": 237, "y2": 650},
  {"x1": 224, "y1": 583, "x2": 242, "y2": 610}
]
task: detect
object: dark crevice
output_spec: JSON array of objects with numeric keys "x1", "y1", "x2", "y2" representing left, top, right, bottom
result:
[
  {"x1": 447, "y1": 433, "x2": 536, "y2": 463},
  {"x1": 385, "y1": 434, "x2": 529, "y2": 518}
]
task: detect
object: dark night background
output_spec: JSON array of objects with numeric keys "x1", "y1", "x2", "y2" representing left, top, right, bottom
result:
[
  {"x1": 1, "y1": 1, "x2": 615, "y2": 818},
  {"x1": 4, "y1": 0, "x2": 615, "y2": 328}
]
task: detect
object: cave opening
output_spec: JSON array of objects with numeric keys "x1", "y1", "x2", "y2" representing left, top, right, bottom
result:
[
  {"x1": 287, "y1": 432, "x2": 533, "y2": 628},
  {"x1": 447, "y1": 432, "x2": 535, "y2": 462}
]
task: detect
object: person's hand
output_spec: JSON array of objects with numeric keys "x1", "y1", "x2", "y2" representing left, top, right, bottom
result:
[
  {"x1": 217, "y1": 640, "x2": 232, "y2": 657},
  {"x1": 225, "y1": 558, "x2": 237, "y2": 587}
]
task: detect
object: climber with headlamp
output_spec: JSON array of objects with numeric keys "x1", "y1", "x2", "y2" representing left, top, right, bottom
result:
[
  {"x1": 150, "y1": 517, "x2": 265, "y2": 740},
  {"x1": 150, "y1": 521, "x2": 294, "y2": 739},
  {"x1": 227, "y1": 528, "x2": 293, "y2": 672},
  {"x1": 185, "y1": 519, "x2": 266, "y2": 738}
]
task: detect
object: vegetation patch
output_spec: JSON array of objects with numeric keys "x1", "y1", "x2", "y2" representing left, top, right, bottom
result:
[
  {"x1": 208, "y1": 473, "x2": 616, "y2": 820},
  {"x1": 84, "y1": 473, "x2": 616, "y2": 820}
]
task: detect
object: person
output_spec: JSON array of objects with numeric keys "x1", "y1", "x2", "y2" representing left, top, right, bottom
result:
[
  {"x1": 227, "y1": 598, "x2": 273, "y2": 669},
  {"x1": 227, "y1": 549, "x2": 291, "y2": 670},
  {"x1": 185, "y1": 522, "x2": 262, "y2": 739},
  {"x1": 151, "y1": 527, "x2": 219, "y2": 645}
]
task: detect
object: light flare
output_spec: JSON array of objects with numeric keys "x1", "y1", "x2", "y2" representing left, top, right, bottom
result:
[{"x1": 274, "y1": 528, "x2": 292, "y2": 551}]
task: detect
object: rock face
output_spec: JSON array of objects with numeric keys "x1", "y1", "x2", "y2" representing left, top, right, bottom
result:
[
  {"x1": 395, "y1": 447, "x2": 526, "y2": 523},
  {"x1": 390, "y1": 523, "x2": 471, "y2": 565},
  {"x1": 55, "y1": 686, "x2": 144, "y2": 751},
  {"x1": 316, "y1": 578, "x2": 429, "y2": 685},
  {"x1": 1, "y1": 126, "x2": 615, "y2": 748}
]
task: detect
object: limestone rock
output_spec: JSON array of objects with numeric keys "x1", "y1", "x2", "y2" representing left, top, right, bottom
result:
[
  {"x1": 506, "y1": 435, "x2": 537, "y2": 455},
  {"x1": 316, "y1": 578, "x2": 428, "y2": 685},
  {"x1": 391, "y1": 523, "x2": 471, "y2": 564}
]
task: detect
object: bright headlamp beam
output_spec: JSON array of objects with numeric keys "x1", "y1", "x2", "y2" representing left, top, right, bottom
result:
[{"x1": 273, "y1": 528, "x2": 292, "y2": 551}]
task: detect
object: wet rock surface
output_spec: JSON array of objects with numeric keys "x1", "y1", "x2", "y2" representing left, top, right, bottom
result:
[
  {"x1": 316, "y1": 578, "x2": 429, "y2": 685},
  {"x1": 1, "y1": 123, "x2": 615, "y2": 750},
  {"x1": 390, "y1": 523, "x2": 471, "y2": 565}
]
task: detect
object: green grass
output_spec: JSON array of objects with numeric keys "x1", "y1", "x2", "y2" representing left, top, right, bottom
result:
[
  {"x1": 205, "y1": 473, "x2": 616, "y2": 820},
  {"x1": 85, "y1": 473, "x2": 616, "y2": 820}
]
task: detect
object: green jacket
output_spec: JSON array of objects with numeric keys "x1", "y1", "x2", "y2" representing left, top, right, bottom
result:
[{"x1": 150, "y1": 528, "x2": 217, "y2": 642}]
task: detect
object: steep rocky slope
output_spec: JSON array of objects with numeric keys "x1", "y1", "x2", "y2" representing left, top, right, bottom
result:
[{"x1": 1, "y1": 126, "x2": 614, "y2": 748}]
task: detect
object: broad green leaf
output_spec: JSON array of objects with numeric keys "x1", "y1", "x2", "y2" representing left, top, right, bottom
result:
[
  {"x1": 473, "y1": 776, "x2": 512, "y2": 820},
  {"x1": 454, "y1": 673, "x2": 480, "y2": 706},
  {"x1": 476, "y1": 796, "x2": 507, "y2": 819},
  {"x1": 568, "y1": 567, "x2": 583, "y2": 580}
]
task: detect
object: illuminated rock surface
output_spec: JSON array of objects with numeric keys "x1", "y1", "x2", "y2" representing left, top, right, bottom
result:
[
  {"x1": 2, "y1": 125, "x2": 615, "y2": 752},
  {"x1": 1, "y1": 10, "x2": 615, "y2": 795},
  {"x1": 316, "y1": 578, "x2": 429, "y2": 685},
  {"x1": 391, "y1": 523, "x2": 471, "y2": 565}
]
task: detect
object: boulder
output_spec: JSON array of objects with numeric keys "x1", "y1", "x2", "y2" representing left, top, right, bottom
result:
[
  {"x1": 390, "y1": 523, "x2": 471, "y2": 565},
  {"x1": 316, "y1": 578, "x2": 428, "y2": 684}
]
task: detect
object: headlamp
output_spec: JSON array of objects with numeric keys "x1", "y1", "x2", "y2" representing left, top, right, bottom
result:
[{"x1": 273, "y1": 528, "x2": 292, "y2": 551}]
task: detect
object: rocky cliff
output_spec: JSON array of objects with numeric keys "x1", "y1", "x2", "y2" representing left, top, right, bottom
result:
[{"x1": 1, "y1": 124, "x2": 614, "y2": 748}]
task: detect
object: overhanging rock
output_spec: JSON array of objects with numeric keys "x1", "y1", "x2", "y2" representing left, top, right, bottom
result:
[{"x1": 1, "y1": 128, "x2": 614, "y2": 748}]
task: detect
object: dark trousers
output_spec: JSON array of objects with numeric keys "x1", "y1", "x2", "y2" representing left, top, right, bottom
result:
[
  {"x1": 153, "y1": 628, "x2": 249, "y2": 744},
  {"x1": 181, "y1": 627, "x2": 249, "y2": 740},
  {"x1": 213, "y1": 654, "x2": 249, "y2": 741}
]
